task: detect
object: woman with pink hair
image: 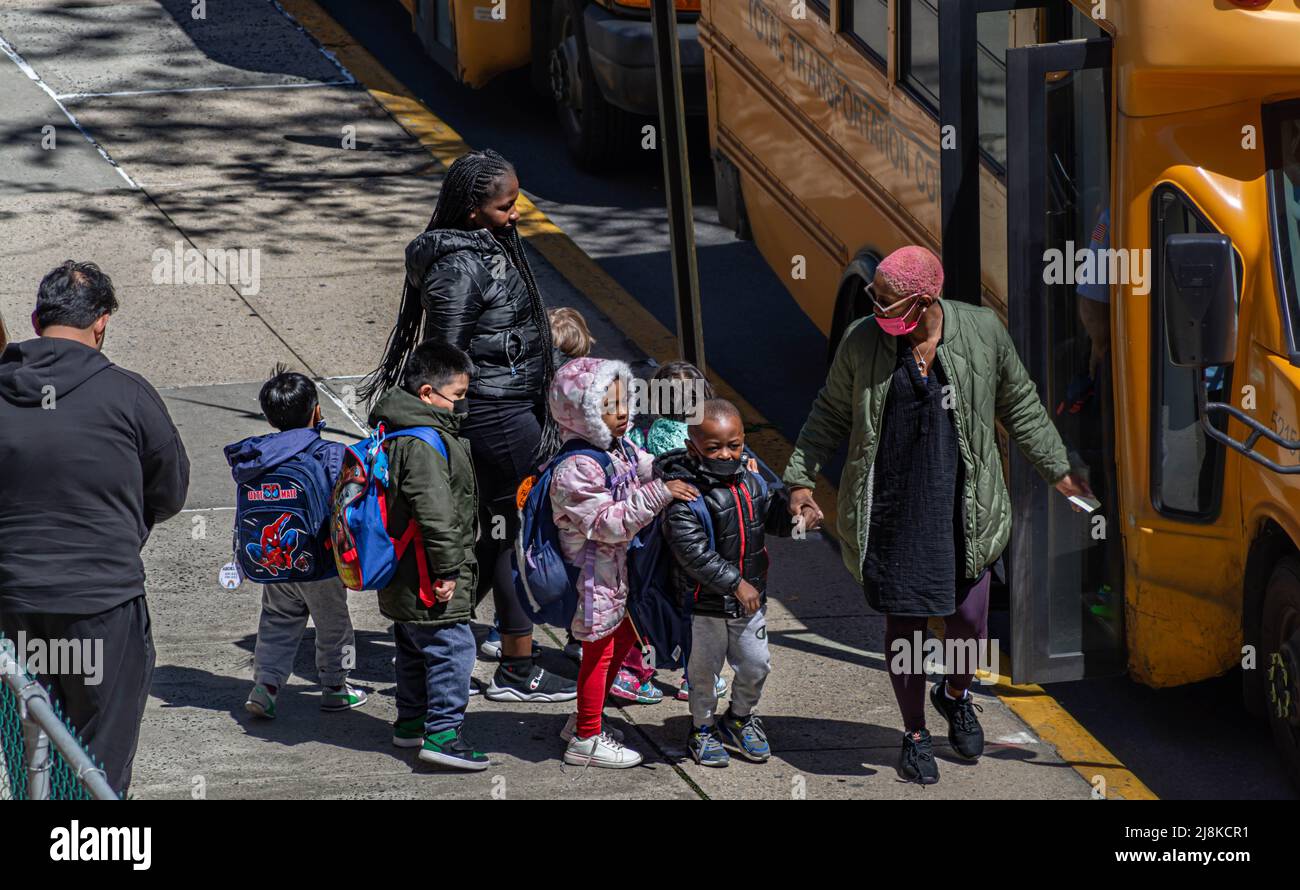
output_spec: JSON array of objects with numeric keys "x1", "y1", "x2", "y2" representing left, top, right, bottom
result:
[{"x1": 783, "y1": 245, "x2": 1092, "y2": 785}]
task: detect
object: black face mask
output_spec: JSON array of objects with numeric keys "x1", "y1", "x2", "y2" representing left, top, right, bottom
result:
[
  {"x1": 696, "y1": 454, "x2": 744, "y2": 479},
  {"x1": 433, "y1": 387, "x2": 470, "y2": 418}
]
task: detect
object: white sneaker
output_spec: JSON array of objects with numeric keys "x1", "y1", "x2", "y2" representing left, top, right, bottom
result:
[
  {"x1": 559, "y1": 713, "x2": 624, "y2": 744},
  {"x1": 563, "y1": 731, "x2": 642, "y2": 769}
]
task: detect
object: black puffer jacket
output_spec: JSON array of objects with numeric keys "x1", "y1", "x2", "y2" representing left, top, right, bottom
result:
[
  {"x1": 407, "y1": 228, "x2": 548, "y2": 400},
  {"x1": 655, "y1": 449, "x2": 792, "y2": 618}
]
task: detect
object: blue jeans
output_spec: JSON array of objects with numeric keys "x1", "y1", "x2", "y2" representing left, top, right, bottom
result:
[{"x1": 393, "y1": 620, "x2": 474, "y2": 736}]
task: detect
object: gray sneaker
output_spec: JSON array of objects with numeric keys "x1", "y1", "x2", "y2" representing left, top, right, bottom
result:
[
  {"x1": 321, "y1": 683, "x2": 368, "y2": 712},
  {"x1": 244, "y1": 684, "x2": 277, "y2": 719}
]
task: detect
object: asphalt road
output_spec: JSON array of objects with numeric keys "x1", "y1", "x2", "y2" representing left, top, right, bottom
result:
[{"x1": 314, "y1": 0, "x2": 1297, "y2": 799}]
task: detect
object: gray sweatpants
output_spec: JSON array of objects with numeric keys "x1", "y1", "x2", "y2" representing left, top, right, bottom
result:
[
  {"x1": 687, "y1": 606, "x2": 770, "y2": 727},
  {"x1": 253, "y1": 577, "x2": 355, "y2": 689}
]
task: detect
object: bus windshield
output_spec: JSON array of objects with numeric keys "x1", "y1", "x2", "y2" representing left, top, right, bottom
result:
[{"x1": 1271, "y1": 103, "x2": 1300, "y2": 347}]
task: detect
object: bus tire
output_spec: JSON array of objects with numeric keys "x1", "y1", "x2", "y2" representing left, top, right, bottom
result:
[
  {"x1": 550, "y1": 0, "x2": 628, "y2": 171},
  {"x1": 826, "y1": 252, "x2": 880, "y2": 366},
  {"x1": 1262, "y1": 556, "x2": 1300, "y2": 788}
]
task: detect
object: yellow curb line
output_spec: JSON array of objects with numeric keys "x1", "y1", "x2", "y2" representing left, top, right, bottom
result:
[{"x1": 283, "y1": 0, "x2": 1155, "y2": 800}]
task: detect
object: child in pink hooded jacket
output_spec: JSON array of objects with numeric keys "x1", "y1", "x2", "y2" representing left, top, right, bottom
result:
[{"x1": 548, "y1": 357, "x2": 698, "y2": 768}]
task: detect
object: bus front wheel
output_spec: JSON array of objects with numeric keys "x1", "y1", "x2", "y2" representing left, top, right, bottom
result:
[
  {"x1": 1262, "y1": 556, "x2": 1300, "y2": 788},
  {"x1": 549, "y1": 0, "x2": 628, "y2": 171}
]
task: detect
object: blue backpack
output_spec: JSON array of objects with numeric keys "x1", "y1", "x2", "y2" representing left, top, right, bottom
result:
[
  {"x1": 511, "y1": 439, "x2": 622, "y2": 627},
  {"x1": 329, "y1": 424, "x2": 447, "y2": 595},
  {"x1": 626, "y1": 500, "x2": 712, "y2": 670},
  {"x1": 234, "y1": 451, "x2": 337, "y2": 584}
]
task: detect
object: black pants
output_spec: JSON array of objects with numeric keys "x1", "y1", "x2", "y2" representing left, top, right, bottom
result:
[
  {"x1": 460, "y1": 398, "x2": 541, "y2": 637},
  {"x1": 1, "y1": 595, "x2": 155, "y2": 797}
]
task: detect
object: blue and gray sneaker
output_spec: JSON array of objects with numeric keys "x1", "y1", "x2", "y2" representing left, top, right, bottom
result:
[
  {"x1": 715, "y1": 710, "x2": 770, "y2": 762},
  {"x1": 688, "y1": 725, "x2": 730, "y2": 768}
]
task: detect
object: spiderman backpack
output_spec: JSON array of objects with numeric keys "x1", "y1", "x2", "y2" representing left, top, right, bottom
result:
[
  {"x1": 232, "y1": 450, "x2": 337, "y2": 584},
  {"x1": 329, "y1": 424, "x2": 447, "y2": 597}
]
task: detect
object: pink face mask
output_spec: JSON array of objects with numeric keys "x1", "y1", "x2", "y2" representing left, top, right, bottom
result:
[{"x1": 871, "y1": 291, "x2": 926, "y2": 337}]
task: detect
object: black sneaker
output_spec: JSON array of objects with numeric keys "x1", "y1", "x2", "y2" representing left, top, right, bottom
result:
[
  {"x1": 929, "y1": 681, "x2": 985, "y2": 760},
  {"x1": 897, "y1": 729, "x2": 940, "y2": 785},
  {"x1": 485, "y1": 662, "x2": 577, "y2": 703},
  {"x1": 418, "y1": 727, "x2": 490, "y2": 771}
]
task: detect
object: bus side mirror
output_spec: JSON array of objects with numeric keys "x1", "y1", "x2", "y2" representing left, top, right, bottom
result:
[{"x1": 1163, "y1": 233, "x2": 1238, "y2": 368}]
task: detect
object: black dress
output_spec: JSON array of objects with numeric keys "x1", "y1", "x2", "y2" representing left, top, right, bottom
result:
[{"x1": 861, "y1": 347, "x2": 964, "y2": 617}]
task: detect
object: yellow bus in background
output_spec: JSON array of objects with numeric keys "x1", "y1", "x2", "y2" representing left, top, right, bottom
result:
[
  {"x1": 400, "y1": 0, "x2": 705, "y2": 167},
  {"x1": 699, "y1": 0, "x2": 1300, "y2": 787}
]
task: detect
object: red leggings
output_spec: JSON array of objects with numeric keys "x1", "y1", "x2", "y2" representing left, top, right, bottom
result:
[{"x1": 576, "y1": 618, "x2": 639, "y2": 739}]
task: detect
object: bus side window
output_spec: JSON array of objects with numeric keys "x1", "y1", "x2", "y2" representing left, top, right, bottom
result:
[
  {"x1": 807, "y1": 0, "x2": 830, "y2": 22},
  {"x1": 842, "y1": 0, "x2": 889, "y2": 67},
  {"x1": 1150, "y1": 186, "x2": 1239, "y2": 519},
  {"x1": 900, "y1": 1, "x2": 1009, "y2": 169}
]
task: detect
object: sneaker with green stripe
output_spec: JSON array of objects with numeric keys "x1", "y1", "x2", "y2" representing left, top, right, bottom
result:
[
  {"x1": 321, "y1": 683, "x2": 368, "y2": 712},
  {"x1": 393, "y1": 717, "x2": 425, "y2": 748},
  {"x1": 419, "y1": 728, "x2": 489, "y2": 771},
  {"x1": 244, "y1": 683, "x2": 277, "y2": 720}
]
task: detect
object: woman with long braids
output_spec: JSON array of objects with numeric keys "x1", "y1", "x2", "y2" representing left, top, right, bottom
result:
[{"x1": 363, "y1": 149, "x2": 576, "y2": 704}]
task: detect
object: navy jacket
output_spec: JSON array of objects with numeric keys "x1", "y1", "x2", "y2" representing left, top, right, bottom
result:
[{"x1": 224, "y1": 425, "x2": 344, "y2": 490}]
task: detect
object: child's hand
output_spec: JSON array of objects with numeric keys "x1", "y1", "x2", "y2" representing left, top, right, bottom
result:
[
  {"x1": 665, "y1": 480, "x2": 700, "y2": 501},
  {"x1": 432, "y1": 579, "x2": 456, "y2": 603},
  {"x1": 746, "y1": 458, "x2": 759, "y2": 474},
  {"x1": 735, "y1": 580, "x2": 761, "y2": 615}
]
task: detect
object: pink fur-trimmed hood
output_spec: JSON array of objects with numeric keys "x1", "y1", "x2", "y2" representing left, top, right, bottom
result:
[{"x1": 547, "y1": 357, "x2": 634, "y2": 450}]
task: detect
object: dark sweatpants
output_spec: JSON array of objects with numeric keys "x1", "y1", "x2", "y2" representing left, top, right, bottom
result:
[
  {"x1": 1, "y1": 595, "x2": 155, "y2": 797},
  {"x1": 884, "y1": 571, "x2": 991, "y2": 733}
]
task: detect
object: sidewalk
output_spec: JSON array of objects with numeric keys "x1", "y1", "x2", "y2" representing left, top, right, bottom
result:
[{"x1": 0, "y1": 0, "x2": 1094, "y2": 799}]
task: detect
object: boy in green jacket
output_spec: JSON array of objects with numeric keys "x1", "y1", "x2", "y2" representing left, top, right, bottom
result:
[{"x1": 368, "y1": 340, "x2": 487, "y2": 770}]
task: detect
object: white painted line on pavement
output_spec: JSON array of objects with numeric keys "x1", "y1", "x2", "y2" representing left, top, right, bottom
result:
[
  {"x1": 55, "y1": 80, "x2": 355, "y2": 101},
  {"x1": 0, "y1": 34, "x2": 138, "y2": 190},
  {"x1": 316, "y1": 380, "x2": 370, "y2": 435},
  {"x1": 270, "y1": 0, "x2": 357, "y2": 85}
]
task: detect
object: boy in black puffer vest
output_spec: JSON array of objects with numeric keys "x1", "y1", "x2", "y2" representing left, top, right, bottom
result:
[{"x1": 655, "y1": 399, "x2": 793, "y2": 768}]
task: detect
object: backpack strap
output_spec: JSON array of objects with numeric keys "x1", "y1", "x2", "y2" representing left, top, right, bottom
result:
[
  {"x1": 381, "y1": 426, "x2": 447, "y2": 608},
  {"x1": 546, "y1": 440, "x2": 617, "y2": 628},
  {"x1": 548, "y1": 439, "x2": 613, "y2": 476},
  {"x1": 685, "y1": 496, "x2": 715, "y2": 552},
  {"x1": 384, "y1": 427, "x2": 448, "y2": 461},
  {"x1": 392, "y1": 522, "x2": 435, "y2": 608}
]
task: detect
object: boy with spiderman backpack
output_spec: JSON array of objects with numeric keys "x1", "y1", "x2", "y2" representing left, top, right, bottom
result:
[
  {"x1": 360, "y1": 341, "x2": 488, "y2": 771},
  {"x1": 224, "y1": 366, "x2": 366, "y2": 719}
]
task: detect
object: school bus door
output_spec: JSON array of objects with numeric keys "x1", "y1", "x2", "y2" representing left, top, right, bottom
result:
[
  {"x1": 1003, "y1": 35, "x2": 1126, "y2": 684},
  {"x1": 412, "y1": 0, "x2": 532, "y2": 87}
]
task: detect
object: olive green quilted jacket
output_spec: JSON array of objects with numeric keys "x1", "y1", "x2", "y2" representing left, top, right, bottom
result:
[{"x1": 783, "y1": 299, "x2": 1070, "y2": 582}]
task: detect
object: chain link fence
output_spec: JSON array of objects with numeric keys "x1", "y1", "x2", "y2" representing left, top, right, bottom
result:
[{"x1": 0, "y1": 635, "x2": 119, "y2": 800}]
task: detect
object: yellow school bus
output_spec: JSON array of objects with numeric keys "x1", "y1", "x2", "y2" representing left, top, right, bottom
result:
[
  {"x1": 400, "y1": 0, "x2": 705, "y2": 166},
  {"x1": 700, "y1": 0, "x2": 1300, "y2": 787}
]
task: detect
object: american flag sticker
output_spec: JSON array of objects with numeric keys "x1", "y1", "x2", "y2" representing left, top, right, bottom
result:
[{"x1": 1091, "y1": 219, "x2": 1108, "y2": 243}]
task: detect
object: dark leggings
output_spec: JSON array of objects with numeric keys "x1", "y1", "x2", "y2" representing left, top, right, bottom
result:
[
  {"x1": 884, "y1": 570, "x2": 991, "y2": 732},
  {"x1": 460, "y1": 398, "x2": 542, "y2": 637}
]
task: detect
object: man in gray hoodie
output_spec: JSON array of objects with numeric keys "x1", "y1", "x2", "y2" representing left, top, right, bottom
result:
[{"x1": 0, "y1": 261, "x2": 189, "y2": 796}]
